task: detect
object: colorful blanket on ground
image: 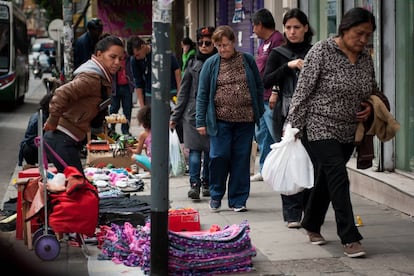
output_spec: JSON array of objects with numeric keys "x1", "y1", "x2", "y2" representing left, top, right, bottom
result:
[{"x1": 97, "y1": 220, "x2": 256, "y2": 275}]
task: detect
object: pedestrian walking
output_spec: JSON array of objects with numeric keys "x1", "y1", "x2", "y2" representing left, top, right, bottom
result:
[
  {"x1": 262, "y1": 8, "x2": 314, "y2": 229},
  {"x1": 250, "y1": 8, "x2": 284, "y2": 182},
  {"x1": 285, "y1": 7, "x2": 378, "y2": 258},
  {"x1": 196, "y1": 25, "x2": 264, "y2": 212},
  {"x1": 170, "y1": 26, "x2": 217, "y2": 200}
]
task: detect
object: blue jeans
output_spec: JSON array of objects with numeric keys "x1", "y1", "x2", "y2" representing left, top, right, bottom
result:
[
  {"x1": 188, "y1": 149, "x2": 209, "y2": 186},
  {"x1": 255, "y1": 102, "x2": 275, "y2": 172},
  {"x1": 209, "y1": 121, "x2": 255, "y2": 208},
  {"x1": 110, "y1": 84, "x2": 133, "y2": 134}
]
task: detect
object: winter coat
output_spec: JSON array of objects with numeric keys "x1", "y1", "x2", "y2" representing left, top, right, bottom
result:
[
  {"x1": 196, "y1": 52, "x2": 264, "y2": 136},
  {"x1": 171, "y1": 57, "x2": 209, "y2": 151},
  {"x1": 46, "y1": 58, "x2": 112, "y2": 141}
]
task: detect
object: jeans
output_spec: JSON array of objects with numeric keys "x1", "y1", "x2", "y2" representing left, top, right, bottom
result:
[
  {"x1": 110, "y1": 84, "x2": 133, "y2": 134},
  {"x1": 255, "y1": 102, "x2": 275, "y2": 172},
  {"x1": 43, "y1": 130, "x2": 84, "y2": 175},
  {"x1": 281, "y1": 189, "x2": 311, "y2": 222},
  {"x1": 209, "y1": 121, "x2": 255, "y2": 208},
  {"x1": 188, "y1": 149, "x2": 209, "y2": 186},
  {"x1": 301, "y1": 139, "x2": 363, "y2": 244}
]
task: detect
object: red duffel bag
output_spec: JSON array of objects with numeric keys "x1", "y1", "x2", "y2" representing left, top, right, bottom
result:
[{"x1": 48, "y1": 166, "x2": 99, "y2": 236}]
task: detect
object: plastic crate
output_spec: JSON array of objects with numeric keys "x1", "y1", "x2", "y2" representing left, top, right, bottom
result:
[
  {"x1": 168, "y1": 208, "x2": 200, "y2": 232},
  {"x1": 18, "y1": 167, "x2": 57, "y2": 178}
]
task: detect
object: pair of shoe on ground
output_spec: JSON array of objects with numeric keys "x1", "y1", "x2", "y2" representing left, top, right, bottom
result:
[
  {"x1": 188, "y1": 185, "x2": 209, "y2": 200},
  {"x1": 209, "y1": 199, "x2": 247, "y2": 213},
  {"x1": 307, "y1": 231, "x2": 366, "y2": 258}
]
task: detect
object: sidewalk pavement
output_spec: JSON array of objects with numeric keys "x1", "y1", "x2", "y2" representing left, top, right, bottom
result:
[
  {"x1": 2, "y1": 105, "x2": 414, "y2": 275},
  {"x1": 3, "y1": 153, "x2": 414, "y2": 275}
]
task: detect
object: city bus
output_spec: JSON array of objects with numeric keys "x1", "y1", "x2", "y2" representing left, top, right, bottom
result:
[{"x1": 0, "y1": 1, "x2": 29, "y2": 105}]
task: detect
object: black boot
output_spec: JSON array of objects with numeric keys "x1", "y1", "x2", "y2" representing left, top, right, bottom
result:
[
  {"x1": 201, "y1": 179, "x2": 210, "y2": 197},
  {"x1": 188, "y1": 183, "x2": 200, "y2": 200}
]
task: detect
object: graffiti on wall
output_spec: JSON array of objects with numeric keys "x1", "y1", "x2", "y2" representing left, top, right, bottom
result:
[{"x1": 97, "y1": 0, "x2": 152, "y2": 38}]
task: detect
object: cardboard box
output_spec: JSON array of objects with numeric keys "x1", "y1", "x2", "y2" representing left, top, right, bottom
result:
[
  {"x1": 168, "y1": 208, "x2": 200, "y2": 232},
  {"x1": 86, "y1": 150, "x2": 135, "y2": 168}
]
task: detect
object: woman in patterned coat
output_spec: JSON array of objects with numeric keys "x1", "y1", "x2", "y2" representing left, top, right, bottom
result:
[{"x1": 286, "y1": 7, "x2": 377, "y2": 258}]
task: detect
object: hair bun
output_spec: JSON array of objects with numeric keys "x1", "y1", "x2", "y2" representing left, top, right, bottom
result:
[{"x1": 196, "y1": 26, "x2": 215, "y2": 40}]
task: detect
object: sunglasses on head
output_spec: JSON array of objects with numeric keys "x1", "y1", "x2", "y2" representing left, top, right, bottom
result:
[{"x1": 197, "y1": 40, "x2": 212, "y2": 47}]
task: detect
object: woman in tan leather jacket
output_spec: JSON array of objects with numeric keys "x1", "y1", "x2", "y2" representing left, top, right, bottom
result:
[{"x1": 43, "y1": 35, "x2": 124, "y2": 173}]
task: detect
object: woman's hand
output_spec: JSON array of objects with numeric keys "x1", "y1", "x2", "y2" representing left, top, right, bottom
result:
[
  {"x1": 197, "y1": 127, "x2": 207, "y2": 136},
  {"x1": 288, "y1": 58, "x2": 305, "y2": 70},
  {"x1": 43, "y1": 122, "x2": 56, "y2": 132},
  {"x1": 356, "y1": 101, "x2": 372, "y2": 122},
  {"x1": 169, "y1": 121, "x2": 176, "y2": 129},
  {"x1": 269, "y1": 93, "x2": 278, "y2": 109}
]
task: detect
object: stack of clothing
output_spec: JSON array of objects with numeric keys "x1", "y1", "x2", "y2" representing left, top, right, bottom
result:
[
  {"x1": 168, "y1": 220, "x2": 257, "y2": 274},
  {"x1": 97, "y1": 220, "x2": 257, "y2": 275}
]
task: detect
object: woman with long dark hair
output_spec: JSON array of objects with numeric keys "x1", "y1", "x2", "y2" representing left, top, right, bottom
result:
[{"x1": 263, "y1": 8, "x2": 314, "y2": 229}]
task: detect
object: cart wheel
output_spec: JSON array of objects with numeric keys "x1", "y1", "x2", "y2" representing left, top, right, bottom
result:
[
  {"x1": 32, "y1": 227, "x2": 55, "y2": 247},
  {"x1": 34, "y1": 234, "x2": 60, "y2": 261}
]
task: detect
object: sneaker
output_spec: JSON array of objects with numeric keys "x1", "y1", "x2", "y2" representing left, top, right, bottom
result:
[
  {"x1": 287, "y1": 221, "x2": 302, "y2": 229},
  {"x1": 344, "y1": 242, "x2": 366, "y2": 258},
  {"x1": 307, "y1": 231, "x2": 326, "y2": 245},
  {"x1": 250, "y1": 173, "x2": 263, "y2": 182},
  {"x1": 209, "y1": 199, "x2": 221, "y2": 212},
  {"x1": 188, "y1": 184, "x2": 200, "y2": 200},
  {"x1": 233, "y1": 206, "x2": 247, "y2": 212}
]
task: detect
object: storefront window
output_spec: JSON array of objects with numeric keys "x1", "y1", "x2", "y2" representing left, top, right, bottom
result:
[
  {"x1": 395, "y1": 1, "x2": 414, "y2": 172},
  {"x1": 309, "y1": 0, "x2": 342, "y2": 41}
]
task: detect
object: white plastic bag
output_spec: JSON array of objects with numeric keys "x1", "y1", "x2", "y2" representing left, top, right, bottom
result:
[
  {"x1": 262, "y1": 124, "x2": 314, "y2": 195},
  {"x1": 169, "y1": 129, "x2": 186, "y2": 177}
]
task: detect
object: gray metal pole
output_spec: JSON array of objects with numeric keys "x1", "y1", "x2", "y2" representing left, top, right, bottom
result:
[
  {"x1": 62, "y1": 0, "x2": 73, "y2": 81},
  {"x1": 150, "y1": 1, "x2": 172, "y2": 274}
]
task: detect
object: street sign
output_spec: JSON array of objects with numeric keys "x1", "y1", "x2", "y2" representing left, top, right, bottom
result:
[{"x1": 48, "y1": 19, "x2": 63, "y2": 41}]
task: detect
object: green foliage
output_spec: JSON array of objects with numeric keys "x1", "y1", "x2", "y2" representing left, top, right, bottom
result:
[{"x1": 35, "y1": 0, "x2": 62, "y2": 20}]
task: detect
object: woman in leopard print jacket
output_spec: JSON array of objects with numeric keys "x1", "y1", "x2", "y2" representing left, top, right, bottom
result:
[{"x1": 286, "y1": 7, "x2": 378, "y2": 258}]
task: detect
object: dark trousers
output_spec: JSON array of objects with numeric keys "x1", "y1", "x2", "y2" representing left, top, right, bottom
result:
[
  {"x1": 301, "y1": 139, "x2": 363, "y2": 244},
  {"x1": 110, "y1": 85, "x2": 133, "y2": 134},
  {"x1": 281, "y1": 188, "x2": 311, "y2": 222},
  {"x1": 43, "y1": 130, "x2": 84, "y2": 175},
  {"x1": 22, "y1": 143, "x2": 38, "y2": 165}
]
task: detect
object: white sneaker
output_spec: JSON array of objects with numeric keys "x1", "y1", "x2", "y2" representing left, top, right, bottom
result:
[
  {"x1": 250, "y1": 173, "x2": 263, "y2": 182},
  {"x1": 137, "y1": 172, "x2": 151, "y2": 179}
]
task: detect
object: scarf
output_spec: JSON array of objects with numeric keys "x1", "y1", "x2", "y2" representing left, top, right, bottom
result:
[{"x1": 196, "y1": 47, "x2": 218, "y2": 62}]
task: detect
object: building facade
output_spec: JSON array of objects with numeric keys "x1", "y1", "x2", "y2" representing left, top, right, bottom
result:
[{"x1": 185, "y1": 0, "x2": 413, "y2": 177}]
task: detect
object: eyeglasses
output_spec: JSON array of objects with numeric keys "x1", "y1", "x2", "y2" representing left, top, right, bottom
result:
[
  {"x1": 214, "y1": 42, "x2": 232, "y2": 49},
  {"x1": 197, "y1": 40, "x2": 213, "y2": 47}
]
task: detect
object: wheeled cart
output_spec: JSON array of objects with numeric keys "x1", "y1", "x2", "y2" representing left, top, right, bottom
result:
[{"x1": 24, "y1": 109, "x2": 99, "y2": 261}]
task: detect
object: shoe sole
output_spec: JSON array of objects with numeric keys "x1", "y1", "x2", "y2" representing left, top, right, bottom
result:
[
  {"x1": 233, "y1": 207, "x2": 247, "y2": 212},
  {"x1": 310, "y1": 240, "x2": 327, "y2": 245},
  {"x1": 287, "y1": 223, "x2": 302, "y2": 229},
  {"x1": 344, "y1": 251, "x2": 366, "y2": 258},
  {"x1": 209, "y1": 207, "x2": 220, "y2": 213}
]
